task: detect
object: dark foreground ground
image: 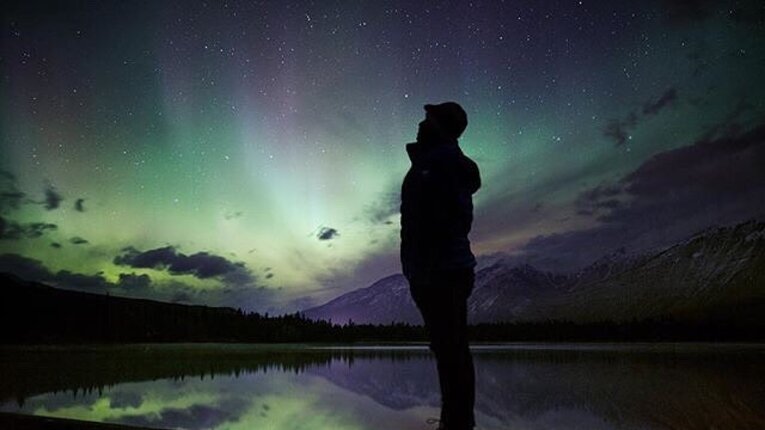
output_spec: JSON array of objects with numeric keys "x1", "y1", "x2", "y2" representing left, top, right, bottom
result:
[{"x1": 0, "y1": 413, "x2": 156, "y2": 430}]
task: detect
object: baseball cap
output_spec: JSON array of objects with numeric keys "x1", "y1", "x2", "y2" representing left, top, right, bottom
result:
[{"x1": 424, "y1": 102, "x2": 468, "y2": 138}]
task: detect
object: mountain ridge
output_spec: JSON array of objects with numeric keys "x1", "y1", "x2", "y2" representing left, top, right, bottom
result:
[{"x1": 302, "y1": 219, "x2": 765, "y2": 325}]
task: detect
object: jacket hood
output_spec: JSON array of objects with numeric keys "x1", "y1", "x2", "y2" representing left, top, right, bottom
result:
[{"x1": 406, "y1": 141, "x2": 481, "y2": 195}]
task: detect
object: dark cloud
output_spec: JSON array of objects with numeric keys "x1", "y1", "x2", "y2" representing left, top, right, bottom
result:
[
  {"x1": 0, "y1": 170, "x2": 26, "y2": 213},
  {"x1": 171, "y1": 291, "x2": 193, "y2": 303},
  {"x1": 0, "y1": 191, "x2": 25, "y2": 213},
  {"x1": 0, "y1": 253, "x2": 278, "y2": 312},
  {"x1": 603, "y1": 88, "x2": 678, "y2": 146},
  {"x1": 0, "y1": 253, "x2": 53, "y2": 282},
  {"x1": 471, "y1": 150, "x2": 612, "y2": 244},
  {"x1": 603, "y1": 112, "x2": 638, "y2": 146},
  {"x1": 521, "y1": 120, "x2": 765, "y2": 271},
  {"x1": 114, "y1": 246, "x2": 175, "y2": 268},
  {"x1": 317, "y1": 226, "x2": 339, "y2": 241},
  {"x1": 364, "y1": 190, "x2": 400, "y2": 224},
  {"x1": 117, "y1": 272, "x2": 152, "y2": 290},
  {"x1": 0, "y1": 253, "x2": 111, "y2": 293},
  {"x1": 74, "y1": 198, "x2": 86, "y2": 212},
  {"x1": 54, "y1": 270, "x2": 111, "y2": 293},
  {"x1": 111, "y1": 400, "x2": 247, "y2": 430},
  {"x1": 696, "y1": 99, "x2": 754, "y2": 143},
  {"x1": 642, "y1": 88, "x2": 678, "y2": 116},
  {"x1": 0, "y1": 171, "x2": 59, "y2": 241},
  {"x1": 0, "y1": 253, "x2": 118, "y2": 294},
  {"x1": 574, "y1": 184, "x2": 625, "y2": 217},
  {"x1": 0, "y1": 219, "x2": 58, "y2": 240},
  {"x1": 69, "y1": 236, "x2": 89, "y2": 245},
  {"x1": 109, "y1": 391, "x2": 143, "y2": 409},
  {"x1": 24, "y1": 222, "x2": 58, "y2": 238},
  {"x1": 0, "y1": 170, "x2": 15, "y2": 182},
  {"x1": 43, "y1": 184, "x2": 62, "y2": 210},
  {"x1": 113, "y1": 245, "x2": 255, "y2": 285}
]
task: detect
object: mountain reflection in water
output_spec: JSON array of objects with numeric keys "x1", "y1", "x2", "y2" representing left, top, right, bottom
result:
[{"x1": 1, "y1": 343, "x2": 763, "y2": 429}]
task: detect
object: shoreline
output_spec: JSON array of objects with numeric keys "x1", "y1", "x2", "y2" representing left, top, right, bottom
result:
[{"x1": 0, "y1": 413, "x2": 157, "y2": 430}]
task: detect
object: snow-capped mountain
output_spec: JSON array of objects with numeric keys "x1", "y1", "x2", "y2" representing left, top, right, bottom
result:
[
  {"x1": 301, "y1": 274, "x2": 422, "y2": 325},
  {"x1": 302, "y1": 219, "x2": 765, "y2": 325}
]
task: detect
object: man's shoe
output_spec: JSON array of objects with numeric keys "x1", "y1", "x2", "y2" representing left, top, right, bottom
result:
[{"x1": 426, "y1": 417, "x2": 448, "y2": 429}]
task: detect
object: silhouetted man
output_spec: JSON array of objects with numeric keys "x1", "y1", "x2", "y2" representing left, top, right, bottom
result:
[{"x1": 401, "y1": 102, "x2": 480, "y2": 430}]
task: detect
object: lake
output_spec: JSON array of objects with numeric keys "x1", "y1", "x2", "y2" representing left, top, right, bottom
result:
[{"x1": 1, "y1": 343, "x2": 763, "y2": 429}]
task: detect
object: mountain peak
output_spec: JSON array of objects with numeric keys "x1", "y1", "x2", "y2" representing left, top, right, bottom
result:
[{"x1": 301, "y1": 218, "x2": 765, "y2": 325}]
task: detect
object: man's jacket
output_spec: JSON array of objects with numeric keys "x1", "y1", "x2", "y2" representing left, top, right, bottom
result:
[{"x1": 400, "y1": 139, "x2": 481, "y2": 284}]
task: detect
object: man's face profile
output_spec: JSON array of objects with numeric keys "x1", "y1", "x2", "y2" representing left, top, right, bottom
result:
[{"x1": 417, "y1": 113, "x2": 439, "y2": 142}]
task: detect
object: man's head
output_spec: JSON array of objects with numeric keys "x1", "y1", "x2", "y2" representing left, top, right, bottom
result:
[{"x1": 417, "y1": 102, "x2": 468, "y2": 142}]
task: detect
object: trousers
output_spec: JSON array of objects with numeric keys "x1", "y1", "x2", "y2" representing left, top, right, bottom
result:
[{"x1": 409, "y1": 268, "x2": 476, "y2": 429}]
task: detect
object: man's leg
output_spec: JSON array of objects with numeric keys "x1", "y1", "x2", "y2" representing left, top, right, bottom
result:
[
  {"x1": 409, "y1": 278, "x2": 452, "y2": 425},
  {"x1": 438, "y1": 269, "x2": 475, "y2": 429},
  {"x1": 449, "y1": 269, "x2": 475, "y2": 429},
  {"x1": 414, "y1": 269, "x2": 475, "y2": 429}
]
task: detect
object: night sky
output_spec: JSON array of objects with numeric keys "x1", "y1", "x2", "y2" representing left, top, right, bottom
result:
[{"x1": 2, "y1": 0, "x2": 764, "y2": 313}]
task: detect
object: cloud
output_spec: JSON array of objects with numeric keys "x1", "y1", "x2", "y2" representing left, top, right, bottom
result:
[
  {"x1": 603, "y1": 88, "x2": 678, "y2": 146},
  {"x1": 43, "y1": 183, "x2": 62, "y2": 210},
  {"x1": 0, "y1": 219, "x2": 58, "y2": 240},
  {"x1": 0, "y1": 190, "x2": 25, "y2": 212},
  {"x1": 316, "y1": 227, "x2": 339, "y2": 241},
  {"x1": 109, "y1": 391, "x2": 143, "y2": 409},
  {"x1": 0, "y1": 253, "x2": 279, "y2": 312},
  {"x1": 0, "y1": 253, "x2": 53, "y2": 282},
  {"x1": 113, "y1": 245, "x2": 255, "y2": 285},
  {"x1": 364, "y1": 190, "x2": 400, "y2": 224},
  {"x1": 603, "y1": 113, "x2": 638, "y2": 146},
  {"x1": 69, "y1": 236, "x2": 89, "y2": 245},
  {"x1": 0, "y1": 170, "x2": 26, "y2": 214},
  {"x1": 74, "y1": 198, "x2": 85, "y2": 212},
  {"x1": 170, "y1": 290, "x2": 193, "y2": 303},
  {"x1": 696, "y1": 99, "x2": 754, "y2": 143},
  {"x1": 117, "y1": 272, "x2": 152, "y2": 290},
  {"x1": 642, "y1": 88, "x2": 678, "y2": 116},
  {"x1": 111, "y1": 400, "x2": 248, "y2": 430},
  {"x1": 520, "y1": 120, "x2": 765, "y2": 271},
  {"x1": 54, "y1": 270, "x2": 112, "y2": 292},
  {"x1": 22, "y1": 222, "x2": 58, "y2": 238},
  {"x1": 0, "y1": 253, "x2": 111, "y2": 293},
  {"x1": 574, "y1": 184, "x2": 624, "y2": 217},
  {"x1": 0, "y1": 171, "x2": 59, "y2": 241}
]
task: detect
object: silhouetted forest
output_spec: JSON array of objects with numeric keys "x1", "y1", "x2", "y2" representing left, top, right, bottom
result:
[
  {"x1": 0, "y1": 344, "x2": 421, "y2": 406},
  {"x1": 1, "y1": 272, "x2": 762, "y2": 343}
]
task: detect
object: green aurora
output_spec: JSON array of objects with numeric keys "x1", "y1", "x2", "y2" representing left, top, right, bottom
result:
[{"x1": 2, "y1": 0, "x2": 764, "y2": 312}]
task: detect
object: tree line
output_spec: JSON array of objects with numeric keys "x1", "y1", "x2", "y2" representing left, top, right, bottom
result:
[{"x1": 2, "y1": 272, "x2": 762, "y2": 343}]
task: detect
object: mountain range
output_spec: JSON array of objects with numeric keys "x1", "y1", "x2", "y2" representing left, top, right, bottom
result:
[{"x1": 301, "y1": 219, "x2": 765, "y2": 325}]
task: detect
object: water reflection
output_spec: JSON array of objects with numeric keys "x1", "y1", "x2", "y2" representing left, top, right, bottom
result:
[{"x1": 1, "y1": 344, "x2": 763, "y2": 429}]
